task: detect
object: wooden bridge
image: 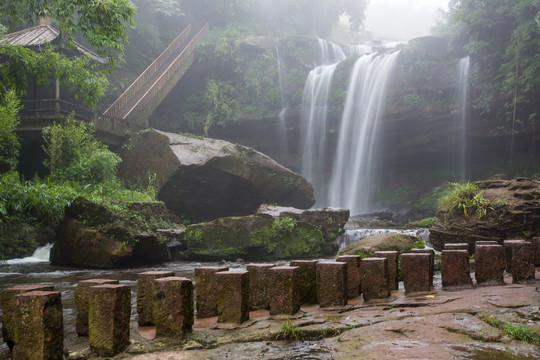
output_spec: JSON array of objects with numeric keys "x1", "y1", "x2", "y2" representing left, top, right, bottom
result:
[{"x1": 17, "y1": 23, "x2": 209, "y2": 146}]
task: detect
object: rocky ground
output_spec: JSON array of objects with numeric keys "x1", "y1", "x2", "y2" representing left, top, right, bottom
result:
[{"x1": 66, "y1": 269, "x2": 540, "y2": 360}]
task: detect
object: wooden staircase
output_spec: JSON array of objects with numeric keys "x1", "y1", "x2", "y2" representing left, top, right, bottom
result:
[{"x1": 96, "y1": 23, "x2": 209, "y2": 144}]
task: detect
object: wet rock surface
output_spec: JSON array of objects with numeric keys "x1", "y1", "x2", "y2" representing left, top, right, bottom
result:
[
  {"x1": 80, "y1": 270, "x2": 540, "y2": 360},
  {"x1": 119, "y1": 130, "x2": 315, "y2": 223}
]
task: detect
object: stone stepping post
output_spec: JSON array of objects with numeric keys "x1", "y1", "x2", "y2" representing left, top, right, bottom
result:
[
  {"x1": 89, "y1": 284, "x2": 131, "y2": 357},
  {"x1": 13, "y1": 291, "x2": 63, "y2": 360},
  {"x1": 512, "y1": 241, "x2": 535, "y2": 283},
  {"x1": 533, "y1": 237, "x2": 540, "y2": 266},
  {"x1": 503, "y1": 240, "x2": 525, "y2": 273},
  {"x1": 441, "y1": 250, "x2": 473, "y2": 288},
  {"x1": 268, "y1": 266, "x2": 300, "y2": 315},
  {"x1": 411, "y1": 248, "x2": 435, "y2": 286},
  {"x1": 374, "y1": 251, "x2": 399, "y2": 291},
  {"x1": 137, "y1": 270, "x2": 174, "y2": 326},
  {"x1": 75, "y1": 279, "x2": 119, "y2": 336},
  {"x1": 290, "y1": 260, "x2": 318, "y2": 305},
  {"x1": 247, "y1": 263, "x2": 274, "y2": 310},
  {"x1": 194, "y1": 266, "x2": 229, "y2": 318},
  {"x1": 475, "y1": 245, "x2": 505, "y2": 285},
  {"x1": 1, "y1": 284, "x2": 54, "y2": 351},
  {"x1": 316, "y1": 262, "x2": 347, "y2": 307},
  {"x1": 401, "y1": 253, "x2": 431, "y2": 293},
  {"x1": 216, "y1": 270, "x2": 249, "y2": 323},
  {"x1": 336, "y1": 255, "x2": 362, "y2": 299},
  {"x1": 475, "y1": 241, "x2": 499, "y2": 247},
  {"x1": 153, "y1": 277, "x2": 194, "y2": 338},
  {"x1": 360, "y1": 258, "x2": 390, "y2": 301},
  {"x1": 445, "y1": 243, "x2": 470, "y2": 255}
]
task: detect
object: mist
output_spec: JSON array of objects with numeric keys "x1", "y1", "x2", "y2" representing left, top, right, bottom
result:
[{"x1": 364, "y1": 0, "x2": 448, "y2": 40}]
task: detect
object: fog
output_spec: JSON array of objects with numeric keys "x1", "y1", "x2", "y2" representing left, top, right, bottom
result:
[{"x1": 365, "y1": 0, "x2": 449, "y2": 40}]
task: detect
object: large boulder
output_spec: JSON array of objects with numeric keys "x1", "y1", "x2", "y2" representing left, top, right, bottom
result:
[
  {"x1": 51, "y1": 198, "x2": 179, "y2": 268},
  {"x1": 183, "y1": 214, "x2": 325, "y2": 261},
  {"x1": 430, "y1": 178, "x2": 540, "y2": 252},
  {"x1": 337, "y1": 233, "x2": 421, "y2": 257},
  {"x1": 118, "y1": 130, "x2": 315, "y2": 223}
]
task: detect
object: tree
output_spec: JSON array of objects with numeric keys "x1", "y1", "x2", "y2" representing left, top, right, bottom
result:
[
  {"x1": 0, "y1": 89, "x2": 20, "y2": 173},
  {"x1": 0, "y1": 0, "x2": 136, "y2": 109},
  {"x1": 436, "y1": 0, "x2": 540, "y2": 158}
]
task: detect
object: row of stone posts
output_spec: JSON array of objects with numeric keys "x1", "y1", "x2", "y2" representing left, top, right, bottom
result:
[{"x1": 2, "y1": 238, "x2": 538, "y2": 359}]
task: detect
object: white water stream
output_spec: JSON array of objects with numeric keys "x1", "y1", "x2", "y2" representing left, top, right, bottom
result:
[{"x1": 456, "y1": 56, "x2": 470, "y2": 182}]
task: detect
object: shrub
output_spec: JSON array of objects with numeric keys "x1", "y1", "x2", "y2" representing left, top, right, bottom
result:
[
  {"x1": 438, "y1": 182, "x2": 493, "y2": 218},
  {"x1": 42, "y1": 116, "x2": 121, "y2": 185},
  {"x1": 0, "y1": 90, "x2": 20, "y2": 173}
]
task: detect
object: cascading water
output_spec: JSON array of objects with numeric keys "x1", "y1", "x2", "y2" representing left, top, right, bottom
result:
[
  {"x1": 299, "y1": 40, "x2": 372, "y2": 205},
  {"x1": 328, "y1": 51, "x2": 401, "y2": 215},
  {"x1": 456, "y1": 56, "x2": 470, "y2": 182},
  {"x1": 276, "y1": 39, "x2": 290, "y2": 157}
]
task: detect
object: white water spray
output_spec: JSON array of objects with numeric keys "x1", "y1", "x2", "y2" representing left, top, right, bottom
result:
[{"x1": 4, "y1": 243, "x2": 52, "y2": 265}]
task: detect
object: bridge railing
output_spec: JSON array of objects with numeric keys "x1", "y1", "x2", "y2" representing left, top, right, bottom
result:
[
  {"x1": 96, "y1": 114, "x2": 146, "y2": 134},
  {"x1": 20, "y1": 99, "x2": 94, "y2": 122},
  {"x1": 102, "y1": 24, "x2": 193, "y2": 119},
  {"x1": 123, "y1": 23, "x2": 209, "y2": 121}
]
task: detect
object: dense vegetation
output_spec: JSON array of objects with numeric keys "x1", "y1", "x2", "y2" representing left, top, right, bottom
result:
[
  {"x1": 0, "y1": 0, "x2": 146, "y2": 259},
  {"x1": 435, "y1": 0, "x2": 540, "y2": 158}
]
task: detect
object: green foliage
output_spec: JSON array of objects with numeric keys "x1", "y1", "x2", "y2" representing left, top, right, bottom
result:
[
  {"x1": 409, "y1": 217, "x2": 437, "y2": 228},
  {"x1": 436, "y1": 0, "x2": 540, "y2": 134},
  {"x1": 412, "y1": 238, "x2": 426, "y2": 249},
  {"x1": 438, "y1": 182, "x2": 494, "y2": 218},
  {"x1": 0, "y1": 90, "x2": 20, "y2": 173},
  {"x1": 0, "y1": 0, "x2": 135, "y2": 109},
  {"x1": 250, "y1": 217, "x2": 325, "y2": 258},
  {"x1": 479, "y1": 314, "x2": 540, "y2": 345},
  {"x1": 203, "y1": 78, "x2": 240, "y2": 136},
  {"x1": 276, "y1": 319, "x2": 301, "y2": 341},
  {"x1": 42, "y1": 117, "x2": 121, "y2": 185}
]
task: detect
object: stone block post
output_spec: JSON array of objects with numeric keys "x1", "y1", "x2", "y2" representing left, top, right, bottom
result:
[
  {"x1": 360, "y1": 258, "x2": 390, "y2": 301},
  {"x1": 290, "y1": 260, "x2": 318, "y2": 305},
  {"x1": 247, "y1": 263, "x2": 274, "y2": 310},
  {"x1": 153, "y1": 277, "x2": 194, "y2": 338},
  {"x1": 401, "y1": 253, "x2": 431, "y2": 293},
  {"x1": 13, "y1": 291, "x2": 63, "y2": 360},
  {"x1": 1, "y1": 284, "x2": 54, "y2": 351},
  {"x1": 194, "y1": 266, "x2": 229, "y2": 318},
  {"x1": 216, "y1": 271, "x2": 249, "y2": 324},
  {"x1": 533, "y1": 237, "x2": 540, "y2": 266},
  {"x1": 445, "y1": 243, "x2": 469, "y2": 255},
  {"x1": 374, "y1": 251, "x2": 399, "y2": 291},
  {"x1": 475, "y1": 245, "x2": 505, "y2": 285},
  {"x1": 511, "y1": 241, "x2": 535, "y2": 283},
  {"x1": 137, "y1": 271, "x2": 174, "y2": 326},
  {"x1": 475, "y1": 241, "x2": 499, "y2": 247},
  {"x1": 336, "y1": 255, "x2": 362, "y2": 299},
  {"x1": 503, "y1": 240, "x2": 525, "y2": 273},
  {"x1": 75, "y1": 279, "x2": 119, "y2": 336},
  {"x1": 441, "y1": 250, "x2": 473, "y2": 288},
  {"x1": 411, "y1": 248, "x2": 435, "y2": 286},
  {"x1": 89, "y1": 284, "x2": 131, "y2": 357},
  {"x1": 268, "y1": 266, "x2": 300, "y2": 315},
  {"x1": 316, "y1": 262, "x2": 347, "y2": 307}
]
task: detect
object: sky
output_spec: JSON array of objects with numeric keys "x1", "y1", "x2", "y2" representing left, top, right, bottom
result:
[{"x1": 364, "y1": 0, "x2": 449, "y2": 40}]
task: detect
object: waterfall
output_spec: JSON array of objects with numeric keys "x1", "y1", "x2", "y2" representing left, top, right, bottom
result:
[
  {"x1": 298, "y1": 40, "x2": 373, "y2": 205},
  {"x1": 276, "y1": 39, "x2": 290, "y2": 157},
  {"x1": 300, "y1": 63, "x2": 339, "y2": 204},
  {"x1": 328, "y1": 51, "x2": 401, "y2": 215},
  {"x1": 456, "y1": 56, "x2": 470, "y2": 182},
  {"x1": 4, "y1": 243, "x2": 52, "y2": 265}
]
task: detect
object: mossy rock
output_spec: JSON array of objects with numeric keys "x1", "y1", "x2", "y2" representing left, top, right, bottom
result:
[
  {"x1": 184, "y1": 215, "x2": 325, "y2": 261},
  {"x1": 338, "y1": 233, "x2": 420, "y2": 257},
  {"x1": 51, "y1": 197, "x2": 177, "y2": 268}
]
